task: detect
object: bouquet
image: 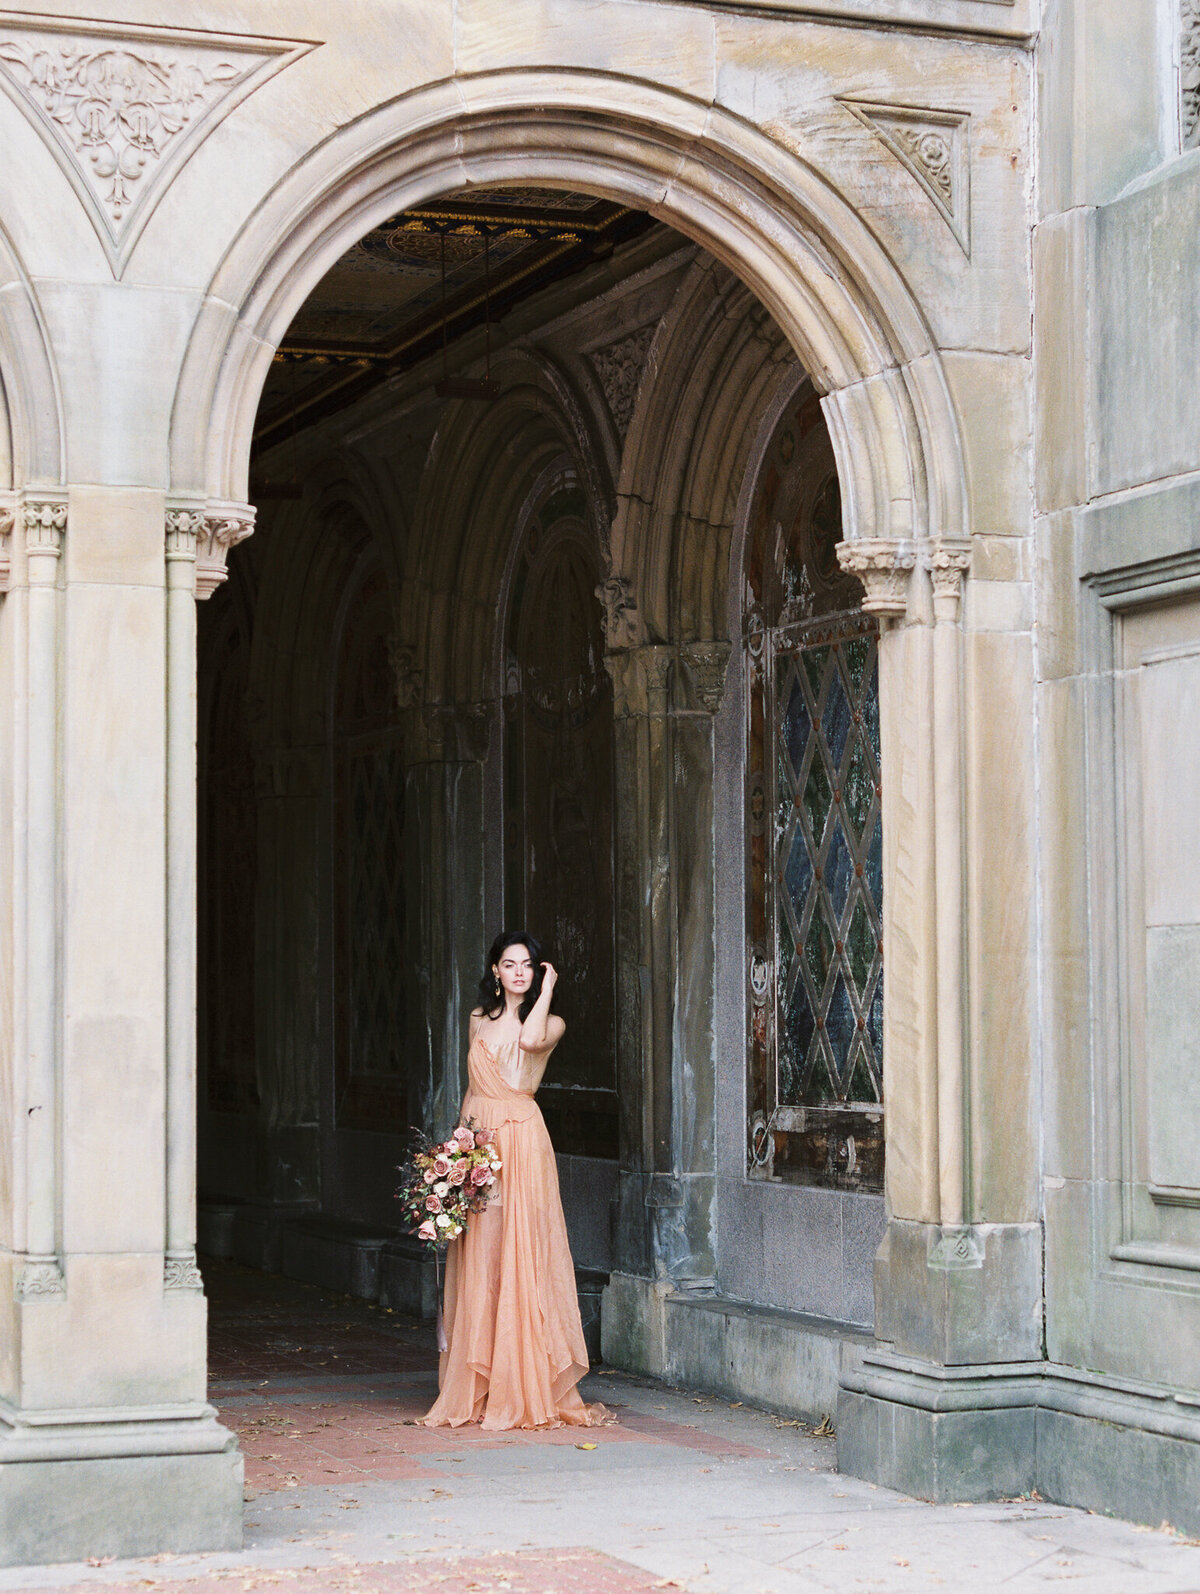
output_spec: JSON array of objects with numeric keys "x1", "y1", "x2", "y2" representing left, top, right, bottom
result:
[{"x1": 396, "y1": 1120, "x2": 501, "y2": 1248}]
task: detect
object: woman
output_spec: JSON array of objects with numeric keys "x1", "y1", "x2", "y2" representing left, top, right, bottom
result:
[{"x1": 420, "y1": 931, "x2": 608, "y2": 1430}]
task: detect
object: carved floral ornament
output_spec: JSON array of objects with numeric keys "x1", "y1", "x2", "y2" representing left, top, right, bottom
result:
[
  {"x1": 1183, "y1": 0, "x2": 1200, "y2": 147},
  {"x1": 0, "y1": 494, "x2": 68, "y2": 592},
  {"x1": 165, "y1": 500, "x2": 255, "y2": 598},
  {"x1": 838, "y1": 98, "x2": 971, "y2": 255},
  {"x1": 0, "y1": 19, "x2": 312, "y2": 274},
  {"x1": 836, "y1": 537, "x2": 972, "y2": 622}
]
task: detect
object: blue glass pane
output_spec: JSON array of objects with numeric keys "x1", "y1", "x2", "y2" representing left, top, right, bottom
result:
[
  {"x1": 844, "y1": 634, "x2": 870, "y2": 699},
  {"x1": 865, "y1": 668, "x2": 880, "y2": 754},
  {"x1": 803, "y1": 749, "x2": 833, "y2": 844},
  {"x1": 825, "y1": 973, "x2": 855, "y2": 1092},
  {"x1": 869, "y1": 975, "x2": 884, "y2": 1062},
  {"x1": 865, "y1": 811, "x2": 883, "y2": 905},
  {"x1": 782, "y1": 669, "x2": 810, "y2": 778},
  {"x1": 784, "y1": 980, "x2": 815, "y2": 1098},
  {"x1": 842, "y1": 732, "x2": 873, "y2": 842},
  {"x1": 802, "y1": 644, "x2": 829, "y2": 702},
  {"x1": 822, "y1": 664, "x2": 852, "y2": 772},
  {"x1": 825, "y1": 818, "x2": 854, "y2": 921},
  {"x1": 784, "y1": 823, "x2": 813, "y2": 908}
]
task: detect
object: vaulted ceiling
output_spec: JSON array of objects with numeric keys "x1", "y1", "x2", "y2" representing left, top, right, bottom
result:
[{"x1": 252, "y1": 187, "x2": 657, "y2": 462}]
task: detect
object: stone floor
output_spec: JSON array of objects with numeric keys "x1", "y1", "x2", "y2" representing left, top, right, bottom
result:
[{"x1": 4, "y1": 1261, "x2": 1200, "y2": 1594}]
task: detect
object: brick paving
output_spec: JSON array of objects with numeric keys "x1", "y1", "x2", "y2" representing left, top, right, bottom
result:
[
  {"x1": 48, "y1": 1549, "x2": 670, "y2": 1594},
  {"x1": 5, "y1": 1261, "x2": 1200, "y2": 1594},
  {"x1": 205, "y1": 1263, "x2": 770, "y2": 1501}
]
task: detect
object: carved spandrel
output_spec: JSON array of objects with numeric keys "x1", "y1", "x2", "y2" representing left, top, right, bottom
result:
[
  {"x1": 0, "y1": 20, "x2": 313, "y2": 274},
  {"x1": 839, "y1": 98, "x2": 971, "y2": 255}
]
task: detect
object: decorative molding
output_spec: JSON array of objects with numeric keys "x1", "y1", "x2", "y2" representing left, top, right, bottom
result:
[
  {"x1": 196, "y1": 499, "x2": 254, "y2": 598},
  {"x1": 21, "y1": 495, "x2": 67, "y2": 557},
  {"x1": 164, "y1": 505, "x2": 204, "y2": 561},
  {"x1": 836, "y1": 537, "x2": 917, "y2": 619},
  {"x1": 679, "y1": 641, "x2": 731, "y2": 713},
  {"x1": 589, "y1": 322, "x2": 657, "y2": 437},
  {"x1": 595, "y1": 573, "x2": 641, "y2": 650},
  {"x1": 163, "y1": 1252, "x2": 204, "y2": 1291},
  {"x1": 926, "y1": 536, "x2": 972, "y2": 620},
  {"x1": 1183, "y1": 0, "x2": 1200, "y2": 147},
  {"x1": 387, "y1": 638, "x2": 424, "y2": 711},
  {"x1": 839, "y1": 98, "x2": 971, "y2": 255},
  {"x1": 0, "y1": 491, "x2": 15, "y2": 592},
  {"x1": 928, "y1": 1226, "x2": 985, "y2": 1271},
  {"x1": 15, "y1": 1256, "x2": 65, "y2": 1299},
  {"x1": 0, "y1": 16, "x2": 314, "y2": 276}
]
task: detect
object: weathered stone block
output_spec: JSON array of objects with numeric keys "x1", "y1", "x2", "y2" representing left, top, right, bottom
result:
[{"x1": 0, "y1": 1450, "x2": 242, "y2": 1567}]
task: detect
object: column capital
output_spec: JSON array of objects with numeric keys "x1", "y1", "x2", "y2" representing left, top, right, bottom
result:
[
  {"x1": 835, "y1": 537, "x2": 917, "y2": 619},
  {"x1": 198, "y1": 499, "x2": 255, "y2": 599},
  {"x1": 595, "y1": 572, "x2": 642, "y2": 650},
  {"x1": 605, "y1": 643, "x2": 675, "y2": 717},
  {"x1": 678, "y1": 641, "x2": 731, "y2": 714},
  {"x1": 925, "y1": 536, "x2": 972, "y2": 622},
  {"x1": 15, "y1": 1256, "x2": 65, "y2": 1300},
  {"x1": 0, "y1": 492, "x2": 15, "y2": 592}
]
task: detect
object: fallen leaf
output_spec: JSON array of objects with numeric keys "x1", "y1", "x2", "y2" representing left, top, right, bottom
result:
[
  {"x1": 85, "y1": 1557, "x2": 114, "y2": 1568},
  {"x1": 575, "y1": 1442, "x2": 598, "y2": 1450}
]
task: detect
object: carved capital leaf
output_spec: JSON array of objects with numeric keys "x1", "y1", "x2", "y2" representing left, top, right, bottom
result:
[
  {"x1": 16, "y1": 1256, "x2": 65, "y2": 1299},
  {"x1": 387, "y1": 638, "x2": 424, "y2": 712},
  {"x1": 595, "y1": 573, "x2": 641, "y2": 651},
  {"x1": 164, "y1": 1252, "x2": 204, "y2": 1291},
  {"x1": 1184, "y1": 0, "x2": 1200, "y2": 147},
  {"x1": 836, "y1": 537, "x2": 917, "y2": 619},
  {"x1": 839, "y1": 98, "x2": 971, "y2": 255},
  {"x1": 0, "y1": 20, "x2": 313, "y2": 275},
  {"x1": 0, "y1": 492, "x2": 15, "y2": 593},
  {"x1": 21, "y1": 496, "x2": 67, "y2": 555},
  {"x1": 926, "y1": 536, "x2": 972, "y2": 617},
  {"x1": 679, "y1": 641, "x2": 731, "y2": 714},
  {"x1": 196, "y1": 499, "x2": 255, "y2": 599}
]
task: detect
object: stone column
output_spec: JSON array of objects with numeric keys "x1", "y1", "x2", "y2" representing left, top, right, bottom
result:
[
  {"x1": 835, "y1": 534, "x2": 1044, "y2": 1504},
  {"x1": 602, "y1": 630, "x2": 729, "y2": 1369},
  {"x1": 0, "y1": 489, "x2": 243, "y2": 1566}
]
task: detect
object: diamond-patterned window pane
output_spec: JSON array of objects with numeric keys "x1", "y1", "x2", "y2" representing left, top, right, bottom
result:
[{"x1": 774, "y1": 628, "x2": 883, "y2": 1108}]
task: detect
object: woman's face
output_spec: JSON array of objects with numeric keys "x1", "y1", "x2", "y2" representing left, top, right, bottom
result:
[{"x1": 494, "y1": 944, "x2": 535, "y2": 999}]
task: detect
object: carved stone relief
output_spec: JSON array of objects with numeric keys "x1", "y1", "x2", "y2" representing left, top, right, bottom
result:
[
  {"x1": 839, "y1": 98, "x2": 971, "y2": 255},
  {"x1": 0, "y1": 19, "x2": 312, "y2": 274},
  {"x1": 15, "y1": 1257, "x2": 65, "y2": 1299},
  {"x1": 836, "y1": 537, "x2": 918, "y2": 618},
  {"x1": 0, "y1": 492, "x2": 15, "y2": 592},
  {"x1": 595, "y1": 572, "x2": 642, "y2": 650},
  {"x1": 1183, "y1": 0, "x2": 1200, "y2": 147},
  {"x1": 589, "y1": 323, "x2": 657, "y2": 437}
]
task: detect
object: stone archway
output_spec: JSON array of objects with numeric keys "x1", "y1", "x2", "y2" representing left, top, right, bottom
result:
[{"x1": 169, "y1": 73, "x2": 974, "y2": 1262}]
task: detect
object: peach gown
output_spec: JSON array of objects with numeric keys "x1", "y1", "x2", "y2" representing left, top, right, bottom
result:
[{"x1": 420, "y1": 1030, "x2": 608, "y2": 1430}]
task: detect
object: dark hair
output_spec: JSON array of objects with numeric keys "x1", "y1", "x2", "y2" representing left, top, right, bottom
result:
[{"x1": 478, "y1": 929, "x2": 554, "y2": 1022}]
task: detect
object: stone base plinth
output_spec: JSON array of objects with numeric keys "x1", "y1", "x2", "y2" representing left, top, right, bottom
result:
[
  {"x1": 838, "y1": 1342, "x2": 1200, "y2": 1535},
  {"x1": 0, "y1": 1449, "x2": 243, "y2": 1567},
  {"x1": 601, "y1": 1271, "x2": 870, "y2": 1421}
]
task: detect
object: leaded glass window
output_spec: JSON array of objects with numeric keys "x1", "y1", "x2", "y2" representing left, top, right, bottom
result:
[{"x1": 745, "y1": 385, "x2": 884, "y2": 1191}]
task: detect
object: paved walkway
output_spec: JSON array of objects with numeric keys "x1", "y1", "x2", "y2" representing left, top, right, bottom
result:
[{"x1": 5, "y1": 1262, "x2": 1200, "y2": 1594}]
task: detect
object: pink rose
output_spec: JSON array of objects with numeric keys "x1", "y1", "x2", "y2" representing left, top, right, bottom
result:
[
  {"x1": 474, "y1": 1129, "x2": 494, "y2": 1147},
  {"x1": 423, "y1": 1169, "x2": 436, "y2": 1185},
  {"x1": 425, "y1": 1194, "x2": 442, "y2": 1213},
  {"x1": 454, "y1": 1126, "x2": 475, "y2": 1149},
  {"x1": 447, "y1": 1164, "x2": 467, "y2": 1186},
  {"x1": 470, "y1": 1166, "x2": 490, "y2": 1187},
  {"x1": 433, "y1": 1155, "x2": 450, "y2": 1177},
  {"x1": 417, "y1": 1219, "x2": 436, "y2": 1241}
]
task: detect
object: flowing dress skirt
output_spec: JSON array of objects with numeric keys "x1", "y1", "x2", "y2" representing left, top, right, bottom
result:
[{"x1": 421, "y1": 1038, "x2": 607, "y2": 1430}]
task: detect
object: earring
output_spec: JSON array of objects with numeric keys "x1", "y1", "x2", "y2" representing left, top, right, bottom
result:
[{"x1": 494, "y1": 977, "x2": 501, "y2": 997}]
